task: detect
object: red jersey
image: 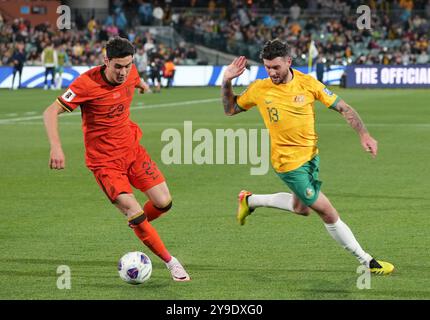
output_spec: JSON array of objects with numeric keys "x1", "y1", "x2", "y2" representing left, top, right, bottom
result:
[{"x1": 56, "y1": 64, "x2": 142, "y2": 169}]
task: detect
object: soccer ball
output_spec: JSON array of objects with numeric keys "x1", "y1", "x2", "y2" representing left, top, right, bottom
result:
[{"x1": 118, "y1": 251, "x2": 152, "y2": 285}]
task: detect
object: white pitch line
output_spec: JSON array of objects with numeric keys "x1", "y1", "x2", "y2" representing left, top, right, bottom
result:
[
  {"x1": 2, "y1": 121, "x2": 430, "y2": 128},
  {"x1": 0, "y1": 98, "x2": 220, "y2": 124}
]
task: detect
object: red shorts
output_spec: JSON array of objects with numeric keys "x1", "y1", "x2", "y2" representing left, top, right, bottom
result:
[{"x1": 92, "y1": 145, "x2": 165, "y2": 202}]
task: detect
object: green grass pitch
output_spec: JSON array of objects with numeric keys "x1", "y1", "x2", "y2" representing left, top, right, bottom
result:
[{"x1": 0, "y1": 87, "x2": 429, "y2": 300}]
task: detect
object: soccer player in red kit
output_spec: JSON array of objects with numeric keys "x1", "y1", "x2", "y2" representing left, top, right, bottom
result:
[{"x1": 43, "y1": 37, "x2": 190, "y2": 282}]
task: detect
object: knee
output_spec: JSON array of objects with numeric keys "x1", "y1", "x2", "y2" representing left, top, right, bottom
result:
[
  {"x1": 295, "y1": 207, "x2": 311, "y2": 216},
  {"x1": 147, "y1": 198, "x2": 172, "y2": 213},
  {"x1": 293, "y1": 201, "x2": 311, "y2": 216},
  {"x1": 113, "y1": 194, "x2": 142, "y2": 216},
  {"x1": 151, "y1": 196, "x2": 172, "y2": 210}
]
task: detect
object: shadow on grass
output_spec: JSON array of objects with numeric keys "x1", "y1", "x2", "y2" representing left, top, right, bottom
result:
[
  {"x1": 3, "y1": 257, "x2": 114, "y2": 267},
  {"x1": 334, "y1": 192, "x2": 430, "y2": 201},
  {"x1": 185, "y1": 263, "x2": 352, "y2": 274}
]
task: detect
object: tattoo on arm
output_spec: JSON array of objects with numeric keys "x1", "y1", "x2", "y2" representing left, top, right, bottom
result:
[
  {"x1": 332, "y1": 100, "x2": 368, "y2": 135},
  {"x1": 222, "y1": 80, "x2": 244, "y2": 116}
]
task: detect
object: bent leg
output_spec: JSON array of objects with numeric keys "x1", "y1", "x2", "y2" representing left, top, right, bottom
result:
[
  {"x1": 143, "y1": 182, "x2": 172, "y2": 221},
  {"x1": 247, "y1": 192, "x2": 294, "y2": 212},
  {"x1": 114, "y1": 193, "x2": 172, "y2": 263},
  {"x1": 292, "y1": 193, "x2": 311, "y2": 216},
  {"x1": 311, "y1": 191, "x2": 372, "y2": 266},
  {"x1": 247, "y1": 192, "x2": 311, "y2": 216},
  {"x1": 144, "y1": 181, "x2": 172, "y2": 208},
  {"x1": 129, "y1": 146, "x2": 171, "y2": 221},
  {"x1": 309, "y1": 191, "x2": 338, "y2": 223}
]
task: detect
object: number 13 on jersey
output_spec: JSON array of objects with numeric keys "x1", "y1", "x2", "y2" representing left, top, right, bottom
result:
[{"x1": 267, "y1": 107, "x2": 279, "y2": 122}]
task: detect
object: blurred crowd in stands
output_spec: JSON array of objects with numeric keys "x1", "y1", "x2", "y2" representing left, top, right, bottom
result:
[
  {"x1": 1, "y1": 0, "x2": 430, "y2": 70},
  {"x1": 177, "y1": 0, "x2": 430, "y2": 65}
]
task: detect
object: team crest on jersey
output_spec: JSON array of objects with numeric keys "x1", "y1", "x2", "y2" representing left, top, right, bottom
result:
[
  {"x1": 62, "y1": 89, "x2": 76, "y2": 102},
  {"x1": 294, "y1": 95, "x2": 305, "y2": 103},
  {"x1": 305, "y1": 188, "x2": 314, "y2": 198},
  {"x1": 323, "y1": 87, "x2": 333, "y2": 96}
]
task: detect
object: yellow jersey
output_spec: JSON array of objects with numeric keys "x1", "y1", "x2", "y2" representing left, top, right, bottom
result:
[{"x1": 236, "y1": 68, "x2": 340, "y2": 173}]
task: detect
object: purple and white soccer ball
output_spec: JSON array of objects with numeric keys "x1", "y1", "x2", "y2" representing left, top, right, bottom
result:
[{"x1": 118, "y1": 251, "x2": 152, "y2": 284}]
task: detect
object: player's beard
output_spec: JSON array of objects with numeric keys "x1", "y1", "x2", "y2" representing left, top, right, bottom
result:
[
  {"x1": 270, "y1": 76, "x2": 283, "y2": 84},
  {"x1": 270, "y1": 69, "x2": 290, "y2": 85}
]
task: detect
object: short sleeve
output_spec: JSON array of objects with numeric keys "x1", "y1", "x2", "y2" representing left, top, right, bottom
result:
[
  {"x1": 56, "y1": 76, "x2": 89, "y2": 112},
  {"x1": 236, "y1": 80, "x2": 259, "y2": 111},
  {"x1": 312, "y1": 78, "x2": 340, "y2": 108}
]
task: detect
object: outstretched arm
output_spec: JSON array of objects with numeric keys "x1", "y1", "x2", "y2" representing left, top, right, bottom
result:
[
  {"x1": 221, "y1": 56, "x2": 247, "y2": 116},
  {"x1": 43, "y1": 101, "x2": 67, "y2": 169},
  {"x1": 331, "y1": 99, "x2": 378, "y2": 158}
]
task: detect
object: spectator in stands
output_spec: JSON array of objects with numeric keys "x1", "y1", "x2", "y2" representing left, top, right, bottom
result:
[
  {"x1": 134, "y1": 46, "x2": 149, "y2": 84},
  {"x1": 138, "y1": 1, "x2": 153, "y2": 25},
  {"x1": 26, "y1": 49, "x2": 40, "y2": 66},
  {"x1": 153, "y1": 3, "x2": 164, "y2": 26},
  {"x1": 87, "y1": 16, "x2": 98, "y2": 41},
  {"x1": 417, "y1": 50, "x2": 429, "y2": 64},
  {"x1": 114, "y1": 7, "x2": 128, "y2": 32},
  {"x1": 144, "y1": 36, "x2": 156, "y2": 55},
  {"x1": 289, "y1": 3, "x2": 301, "y2": 21},
  {"x1": 426, "y1": 0, "x2": 430, "y2": 18},
  {"x1": 400, "y1": 0, "x2": 414, "y2": 22}
]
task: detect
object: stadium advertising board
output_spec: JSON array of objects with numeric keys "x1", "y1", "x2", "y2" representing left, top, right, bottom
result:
[
  {"x1": 0, "y1": 65, "x2": 344, "y2": 89},
  {"x1": 346, "y1": 65, "x2": 430, "y2": 88}
]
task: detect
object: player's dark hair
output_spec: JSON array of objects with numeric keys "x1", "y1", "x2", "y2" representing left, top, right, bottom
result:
[
  {"x1": 260, "y1": 39, "x2": 291, "y2": 60},
  {"x1": 106, "y1": 37, "x2": 135, "y2": 59}
]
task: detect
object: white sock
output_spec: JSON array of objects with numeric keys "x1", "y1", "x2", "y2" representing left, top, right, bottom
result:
[
  {"x1": 247, "y1": 193, "x2": 294, "y2": 212},
  {"x1": 165, "y1": 256, "x2": 177, "y2": 268},
  {"x1": 324, "y1": 218, "x2": 372, "y2": 266}
]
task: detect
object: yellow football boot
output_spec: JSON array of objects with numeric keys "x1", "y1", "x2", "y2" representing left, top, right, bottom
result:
[
  {"x1": 237, "y1": 190, "x2": 254, "y2": 225},
  {"x1": 369, "y1": 259, "x2": 395, "y2": 275}
]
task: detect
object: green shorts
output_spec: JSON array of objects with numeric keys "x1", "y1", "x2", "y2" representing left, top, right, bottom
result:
[{"x1": 276, "y1": 155, "x2": 322, "y2": 206}]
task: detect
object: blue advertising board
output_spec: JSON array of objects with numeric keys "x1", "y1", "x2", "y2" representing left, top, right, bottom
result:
[
  {"x1": 0, "y1": 65, "x2": 345, "y2": 89},
  {"x1": 346, "y1": 65, "x2": 430, "y2": 88}
]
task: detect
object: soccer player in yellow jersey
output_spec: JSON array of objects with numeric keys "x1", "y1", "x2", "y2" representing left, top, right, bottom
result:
[{"x1": 221, "y1": 39, "x2": 394, "y2": 275}]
